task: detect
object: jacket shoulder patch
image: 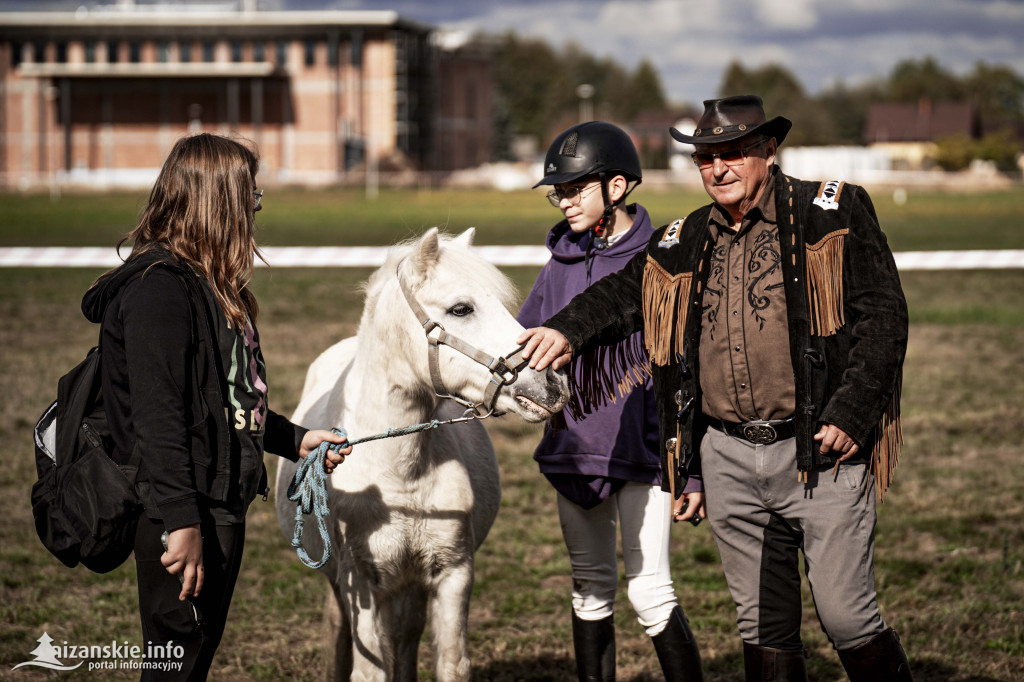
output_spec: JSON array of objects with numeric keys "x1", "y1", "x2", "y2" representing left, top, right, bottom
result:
[
  {"x1": 812, "y1": 180, "x2": 845, "y2": 211},
  {"x1": 658, "y1": 218, "x2": 685, "y2": 248}
]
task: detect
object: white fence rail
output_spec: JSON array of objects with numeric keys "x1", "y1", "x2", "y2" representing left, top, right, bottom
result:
[{"x1": 0, "y1": 246, "x2": 1022, "y2": 270}]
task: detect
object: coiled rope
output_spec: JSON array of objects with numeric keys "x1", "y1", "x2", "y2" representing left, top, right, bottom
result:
[{"x1": 286, "y1": 413, "x2": 484, "y2": 569}]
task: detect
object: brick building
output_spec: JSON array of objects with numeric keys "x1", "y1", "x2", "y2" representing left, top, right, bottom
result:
[{"x1": 0, "y1": 3, "x2": 493, "y2": 189}]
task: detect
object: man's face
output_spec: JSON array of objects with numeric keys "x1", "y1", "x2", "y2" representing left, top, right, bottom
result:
[{"x1": 694, "y1": 137, "x2": 777, "y2": 219}]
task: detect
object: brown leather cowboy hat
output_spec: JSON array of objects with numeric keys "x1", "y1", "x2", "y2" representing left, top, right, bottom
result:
[{"x1": 670, "y1": 94, "x2": 792, "y2": 146}]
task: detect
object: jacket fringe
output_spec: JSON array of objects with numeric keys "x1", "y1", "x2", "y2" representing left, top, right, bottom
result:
[
  {"x1": 642, "y1": 255, "x2": 692, "y2": 366},
  {"x1": 805, "y1": 229, "x2": 848, "y2": 336},
  {"x1": 563, "y1": 334, "x2": 652, "y2": 421},
  {"x1": 871, "y1": 372, "x2": 903, "y2": 502}
]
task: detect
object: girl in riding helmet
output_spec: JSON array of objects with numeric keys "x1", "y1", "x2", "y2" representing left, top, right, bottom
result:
[{"x1": 517, "y1": 121, "x2": 705, "y2": 681}]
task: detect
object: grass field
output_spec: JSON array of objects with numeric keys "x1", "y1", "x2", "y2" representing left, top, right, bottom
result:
[{"x1": 1, "y1": 186, "x2": 1023, "y2": 681}]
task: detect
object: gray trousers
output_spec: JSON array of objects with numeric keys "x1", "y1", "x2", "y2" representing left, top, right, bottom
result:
[{"x1": 700, "y1": 426, "x2": 887, "y2": 651}]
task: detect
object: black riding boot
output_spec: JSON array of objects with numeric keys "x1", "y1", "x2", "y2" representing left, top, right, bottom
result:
[
  {"x1": 837, "y1": 628, "x2": 913, "y2": 682},
  {"x1": 743, "y1": 641, "x2": 808, "y2": 682},
  {"x1": 572, "y1": 612, "x2": 615, "y2": 682},
  {"x1": 650, "y1": 605, "x2": 704, "y2": 681}
]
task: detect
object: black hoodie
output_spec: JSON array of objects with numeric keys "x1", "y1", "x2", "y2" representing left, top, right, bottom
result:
[{"x1": 82, "y1": 248, "x2": 305, "y2": 530}]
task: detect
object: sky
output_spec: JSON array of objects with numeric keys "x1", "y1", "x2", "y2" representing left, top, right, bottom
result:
[{"x1": 3, "y1": 0, "x2": 1023, "y2": 108}]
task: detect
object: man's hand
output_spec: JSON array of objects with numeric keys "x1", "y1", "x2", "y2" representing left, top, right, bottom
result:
[
  {"x1": 161, "y1": 524, "x2": 204, "y2": 601},
  {"x1": 673, "y1": 491, "x2": 705, "y2": 525},
  {"x1": 516, "y1": 327, "x2": 572, "y2": 371},
  {"x1": 299, "y1": 430, "x2": 352, "y2": 474},
  {"x1": 814, "y1": 424, "x2": 860, "y2": 462}
]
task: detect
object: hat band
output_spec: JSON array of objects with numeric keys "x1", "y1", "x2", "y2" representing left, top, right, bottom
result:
[{"x1": 693, "y1": 123, "x2": 752, "y2": 138}]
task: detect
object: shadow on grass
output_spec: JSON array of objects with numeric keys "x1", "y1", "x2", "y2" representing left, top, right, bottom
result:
[
  {"x1": 913, "y1": 658, "x2": 1008, "y2": 682},
  {"x1": 472, "y1": 654, "x2": 575, "y2": 681}
]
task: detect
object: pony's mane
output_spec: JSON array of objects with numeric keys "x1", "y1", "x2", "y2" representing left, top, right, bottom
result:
[{"x1": 362, "y1": 231, "x2": 517, "y2": 311}]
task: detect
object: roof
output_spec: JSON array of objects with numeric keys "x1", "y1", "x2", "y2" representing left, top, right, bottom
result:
[
  {"x1": 0, "y1": 10, "x2": 434, "y2": 38},
  {"x1": 863, "y1": 100, "x2": 977, "y2": 143}
]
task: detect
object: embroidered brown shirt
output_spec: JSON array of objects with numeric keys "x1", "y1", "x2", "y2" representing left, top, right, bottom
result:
[{"x1": 698, "y1": 171, "x2": 796, "y2": 422}]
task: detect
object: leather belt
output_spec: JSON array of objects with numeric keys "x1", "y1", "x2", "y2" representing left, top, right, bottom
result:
[{"x1": 707, "y1": 417, "x2": 795, "y2": 445}]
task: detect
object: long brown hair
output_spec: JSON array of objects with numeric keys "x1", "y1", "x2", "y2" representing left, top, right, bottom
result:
[{"x1": 119, "y1": 133, "x2": 262, "y2": 328}]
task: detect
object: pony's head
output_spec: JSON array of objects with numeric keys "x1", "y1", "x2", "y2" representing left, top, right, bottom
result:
[{"x1": 362, "y1": 227, "x2": 568, "y2": 422}]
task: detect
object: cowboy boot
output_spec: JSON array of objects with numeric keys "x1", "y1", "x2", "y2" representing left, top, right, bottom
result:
[
  {"x1": 650, "y1": 605, "x2": 704, "y2": 681},
  {"x1": 837, "y1": 628, "x2": 913, "y2": 681},
  {"x1": 743, "y1": 641, "x2": 808, "y2": 682},
  {"x1": 572, "y1": 612, "x2": 615, "y2": 681}
]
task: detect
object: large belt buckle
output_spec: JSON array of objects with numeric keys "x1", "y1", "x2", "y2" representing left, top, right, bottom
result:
[{"x1": 742, "y1": 422, "x2": 778, "y2": 445}]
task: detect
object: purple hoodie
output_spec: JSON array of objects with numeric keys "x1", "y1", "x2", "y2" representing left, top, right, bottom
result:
[{"x1": 518, "y1": 204, "x2": 661, "y2": 499}]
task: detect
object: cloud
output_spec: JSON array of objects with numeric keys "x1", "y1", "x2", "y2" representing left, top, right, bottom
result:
[{"x1": 753, "y1": 0, "x2": 819, "y2": 30}]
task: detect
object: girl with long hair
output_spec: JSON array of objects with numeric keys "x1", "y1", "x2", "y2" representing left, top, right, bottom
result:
[{"x1": 83, "y1": 133, "x2": 348, "y2": 680}]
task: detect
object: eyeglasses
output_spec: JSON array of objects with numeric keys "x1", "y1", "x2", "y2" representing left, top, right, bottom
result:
[
  {"x1": 691, "y1": 142, "x2": 764, "y2": 170},
  {"x1": 252, "y1": 189, "x2": 264, "y2": 209},
  {"x1": 545, "y1": 182, "x2": 601, "y2": 208}
]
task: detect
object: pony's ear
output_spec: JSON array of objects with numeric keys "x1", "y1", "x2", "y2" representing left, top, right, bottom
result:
[
  {"x1": 454, "y1": 227, "x2": 476, "y2": 247},
  {"x1": 412, "y1": 227, "x2": 441, "y2": 272}
]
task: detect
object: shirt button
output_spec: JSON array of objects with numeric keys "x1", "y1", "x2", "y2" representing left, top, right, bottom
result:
[
  {"x1": 740, "y1": 383, "x2": 747, "y2": 389},
  {"x1": 734, "y1": 345, "x2": 741, "y2": 352},
  {"x1": 732, "y1": 310, "x2": 738, "y2": 316}
]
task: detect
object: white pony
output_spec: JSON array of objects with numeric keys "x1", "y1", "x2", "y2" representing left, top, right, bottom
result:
[{"x1": 276, "y1": 228, "x2": 569, "y2": 681}]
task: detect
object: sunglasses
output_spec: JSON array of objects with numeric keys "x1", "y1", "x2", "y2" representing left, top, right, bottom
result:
[
  {"x1": 252, "y1": 189, "x2": 264, "y2": 209},
  {"x1": 691, "y1": 141, "x2": 764, "y2": 170}
]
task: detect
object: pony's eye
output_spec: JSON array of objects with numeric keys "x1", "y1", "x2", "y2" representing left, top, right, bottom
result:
[{"x1": 448, "y1": 303, "x2": 474, "y2": 317}]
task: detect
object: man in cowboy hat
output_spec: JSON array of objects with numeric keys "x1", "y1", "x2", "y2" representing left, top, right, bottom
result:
[{"x1": 517, "y1": 95, "x2": 912, "y2": 681}]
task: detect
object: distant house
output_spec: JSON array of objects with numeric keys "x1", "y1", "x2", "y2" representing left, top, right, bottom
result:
[
  {"x1": 863, "y1": 99, "x2": 979, "y2": 170},
  {"x1": 631, "y1": 109, "x2": 687, "y2": 170},
  {"x1": 0, "y1": 3, "x2": 493, "y2": 189}
]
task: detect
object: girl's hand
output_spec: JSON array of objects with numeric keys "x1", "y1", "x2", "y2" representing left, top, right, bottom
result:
[
  {"x1": 299, "y1": 430, "x2": 352, "y2": 473},
  {"x1": 161, "y1": 524, "x2": 204, "y2": 600}
]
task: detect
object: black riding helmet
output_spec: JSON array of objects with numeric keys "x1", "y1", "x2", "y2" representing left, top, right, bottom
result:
[
  {"x1": 533, "y1": 121, "x2": 642, "y2": 188},
  {"x1": 535, "y1": 122, "x2": 643, "y2": 255}
]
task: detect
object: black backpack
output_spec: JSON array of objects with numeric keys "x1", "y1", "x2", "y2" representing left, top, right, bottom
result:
[{"x1": 31, "y1": 346, "x2": 143, "y2": 573}]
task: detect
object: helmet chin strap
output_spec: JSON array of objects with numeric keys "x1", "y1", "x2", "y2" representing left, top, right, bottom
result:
[
  {"x1": 593, "y1": 172, "x2": 613, "y2": 252},
  {"x1": 584, "y1": 172, "x2": 641, "y2": 286}
]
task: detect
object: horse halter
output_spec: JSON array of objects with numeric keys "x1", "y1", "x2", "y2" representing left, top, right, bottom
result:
[{"x1": 397, "y1": 266, "x2": 530, "y2": 418}]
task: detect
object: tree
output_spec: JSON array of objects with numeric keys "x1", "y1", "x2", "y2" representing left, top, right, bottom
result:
[
  {"x1": 717, "y1": 61, "x2": 829, "y2": 146},
  {"x1": 964, "y1": 62, "x2": 1024, "y2": 133},
  {"x1": 625, "y1": 59, "x2": 668, "y2": 119},
  {"x1": 933, "y1": 133, "x2": 975, "y2": 171},
  {"x1": 817, "y1": 79, "x2": 886, "y2": 144},
  {"x1": 490, "y1": 33, "x2": 674, "y2": 152},
  {"x1": 887, "y1": 57, "x2": 963, "y2": 102}
]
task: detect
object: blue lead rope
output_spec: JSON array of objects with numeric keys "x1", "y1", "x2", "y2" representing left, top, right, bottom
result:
[
  {"x1": 286, "y1": 427, "x2": 348, "y2": 569},
  {"x1": 286, "y1": 419, "x2": 453, "y2": 569}
]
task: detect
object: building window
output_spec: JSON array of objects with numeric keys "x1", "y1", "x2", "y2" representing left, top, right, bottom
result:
[
  {"x1": 106, "y1": 41, "x2": 118, "y2": 64},
  {"x1": 84, "y1": 41, "x2": 95, "y2": 63},
  {"x1": 10, "y1": 41, "x2": 23, "y2": 68},
  {"x1": 253, "y1": 41, "x2": 264, "y2": 62},
  {"x1": 202, "y1": 41, "x2": 214, "y2": 63},
  {"x1": 276, "y1": 40, "x2": 287, "y2": 66},
  {"x1": 129, "y1": 41, "x2": 140, "y2": 63},
  {"x1": 231, "y1": 41, "x2": 242, "y2": 63},
  {"x1": 304, "y1": 40, "x2": 316, "y2": 66},
  {"x1": 157, "y1": 41, "x2": 169, "y2": 63},
  {"x1": 56, "y1": 41, "x2": 67, "y2": 63},
  {"x1": 32, "y1": 41, "x2": 44, "y2": 63},
  {"x1": 180, "y1": 40, "x2": 191, "y2": 63}
]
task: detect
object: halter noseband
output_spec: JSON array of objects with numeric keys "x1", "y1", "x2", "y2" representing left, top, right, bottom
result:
[{"x1": 398, "y1": 265, "x2": 530, "y2": 418}]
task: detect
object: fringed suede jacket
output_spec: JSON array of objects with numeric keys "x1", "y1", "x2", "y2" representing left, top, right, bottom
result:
[{"x1": 545, "y1": 170, "x2": 908, "y2": 500}]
